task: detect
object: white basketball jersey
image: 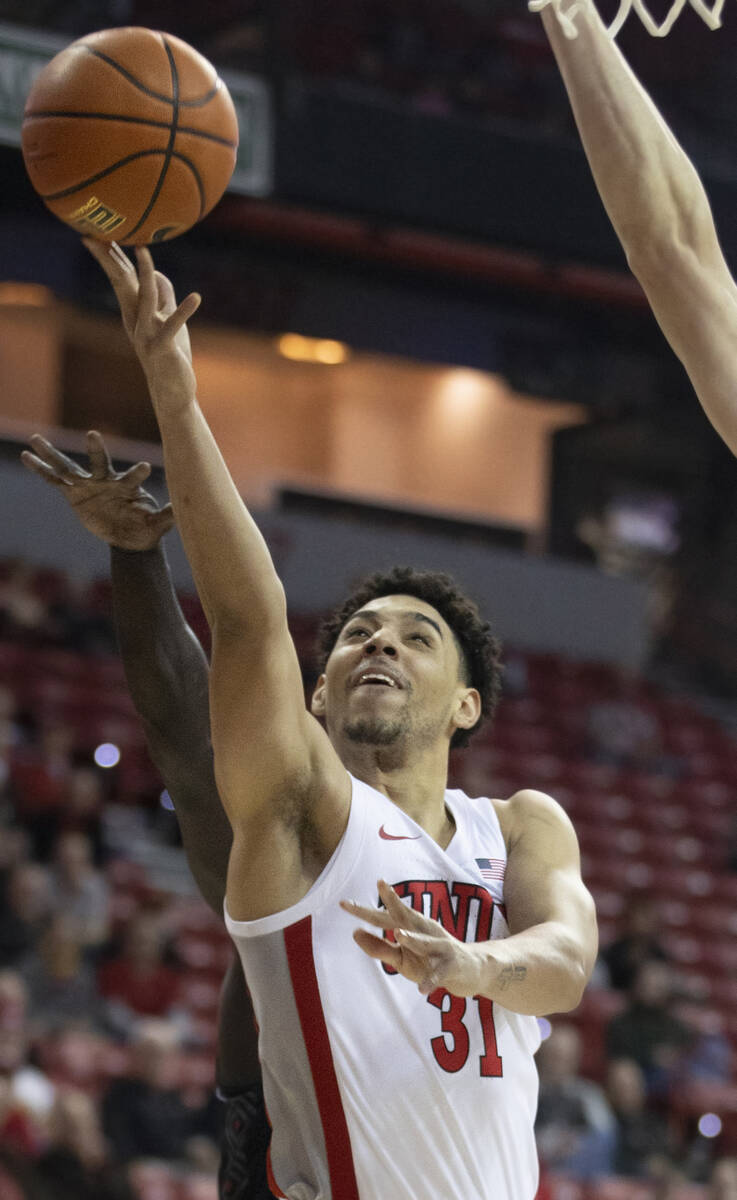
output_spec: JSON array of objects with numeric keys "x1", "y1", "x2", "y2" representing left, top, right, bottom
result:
[{"x1": 225, "y1": 774, "x2": 541, "y2": 1200}]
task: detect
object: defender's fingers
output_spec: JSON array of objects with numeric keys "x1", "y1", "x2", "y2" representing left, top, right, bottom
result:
[
  {"x1": 118, "y1": 461, "x2": 152, "y2": 492},
  {"x1": 149, "y1": 504, "x2": 175, "y2": 535},
  {"x1": 86, "y1": 430, "x2": 113, "y2": 479},
  {"x1": 340, "y1": 900, "x2": 394, "y2": 931},
  {"x1": 28, "y1": 435, "x2": 87, "y2": 479},
  {"x1": 155, "y1": 270, "x2": 178, "y2": 316},
  {"x1": 134, "y1": 247, "x2": 159, "y2": 323},
  {"x1": 20, "y1": 450, "x2": 70, "y2": 486}
]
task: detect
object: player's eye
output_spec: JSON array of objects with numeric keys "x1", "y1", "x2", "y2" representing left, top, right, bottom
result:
[
  {"x1": 346, "y1": 627, "x2": 369, "y2": 638},
  {"x1": 411, "y1": 633, "x2": 431, "y2": 645}
]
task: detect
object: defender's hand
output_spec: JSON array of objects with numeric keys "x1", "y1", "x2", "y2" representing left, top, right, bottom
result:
[
  {"x1": 341, "y1": 879, "x2": 490, "y2": 998},
  {"x1": 83, "y1": 239, "x2": 200, "y2": 404},
  {"x1": 21, "y1": 430, "x2": 174, "y2": 551}
]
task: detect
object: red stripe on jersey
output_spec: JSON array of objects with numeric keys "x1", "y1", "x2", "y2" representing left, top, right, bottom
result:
[
  {"x1": 266, "y1": 1146, "x2": 287, "y2": 1198},
  {"x1": 284, "y1": 916, "x2": 360, "y2": 1199}
]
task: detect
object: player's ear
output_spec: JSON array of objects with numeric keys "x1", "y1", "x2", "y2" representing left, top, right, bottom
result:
[
  {"x1": 453, "y1": 687, "x2": 481, "y2": 733},
  {"x1": 311, "y1": 674, "x2": 327, "y2": 717}
]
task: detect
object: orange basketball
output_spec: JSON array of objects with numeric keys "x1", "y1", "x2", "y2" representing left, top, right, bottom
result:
[{"x1": 21, "y1": 27, "x2": 239, "y2": 246}]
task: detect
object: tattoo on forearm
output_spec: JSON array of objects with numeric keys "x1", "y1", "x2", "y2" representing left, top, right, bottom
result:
[{"x1": 498, "y1": 964, "x2": 527, "y2": 991}]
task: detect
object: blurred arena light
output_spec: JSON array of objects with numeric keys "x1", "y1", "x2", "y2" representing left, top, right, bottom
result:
[
  {"x1": 537, "y1": 1018, "x2": 552, "y2": 1040},
  {"x1": 160, "y1": 789, "x2": 175, "y2": 811},
  {"x1": 93, "y1": 742, "x2": 120, "y2": 768},
  {"x1": 277, "y1": 332, "x2": 350, "y2": 364},
  {"x1": 0, "y1": 282, "x2": 53, "y2": 307},
  {"x1": 698, "y1": 1113, "x2": 722, "y2": 1138}
]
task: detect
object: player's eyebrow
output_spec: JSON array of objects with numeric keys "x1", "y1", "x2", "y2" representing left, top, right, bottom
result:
[{"x1": 345, "y1": 608, "x2": 443, "y2": 639}]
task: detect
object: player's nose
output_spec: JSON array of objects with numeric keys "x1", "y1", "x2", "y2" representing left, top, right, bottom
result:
[{"x1": 365, "y1": 632, "x2": 398, "y2": 657}]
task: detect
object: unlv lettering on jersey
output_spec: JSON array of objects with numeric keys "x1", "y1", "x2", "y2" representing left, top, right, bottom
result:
[{"x1": 381, "y1": 880, "x2": 495, "y2": 976}]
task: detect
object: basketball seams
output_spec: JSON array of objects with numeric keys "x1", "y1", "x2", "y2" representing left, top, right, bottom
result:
[
  {"x1": 40, "y1": 149, "x2": 168, "y2": 200},
  {"x1": 124, "y1": 35, "x2": 180, "y2": 240},
  {"x1": 23, "y1": 111, "x2": 237, "y2": 150},
  {"x1": 83, "y1": 46, "x2": 221, "y2": 108},
  {"x1": 171, "y1": 152, "x2": 206, "y2": 218}
]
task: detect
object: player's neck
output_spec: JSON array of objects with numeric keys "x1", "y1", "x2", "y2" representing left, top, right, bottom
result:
[{"x1": 342, "y1": 743, "x2": 455, "y2": 847}]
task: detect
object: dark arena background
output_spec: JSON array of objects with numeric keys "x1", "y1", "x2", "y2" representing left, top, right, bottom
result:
[{"x1": 0, "y1": 2, "x2": 737, "y2": 1198}]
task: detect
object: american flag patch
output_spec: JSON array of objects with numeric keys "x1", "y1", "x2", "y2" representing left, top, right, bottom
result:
[{"x1": 476, "y1": 857, "x2": 506, "y2": 881}]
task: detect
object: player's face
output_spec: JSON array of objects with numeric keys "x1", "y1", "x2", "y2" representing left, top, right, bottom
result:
[{"x1": 313, "y1": 594, "x2": 475, "y2": 751}]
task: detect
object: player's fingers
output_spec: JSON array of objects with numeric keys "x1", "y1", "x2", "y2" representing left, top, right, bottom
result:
[
  {"x1": 20, "y1": 450, "x2": 69, "y2": 487},
  {"x1": 86, "y1": 430, "x2": 113, "y2": 479},
  {"x1": 134, "y1": 246, "x2": 158, "y2": 324},
  {"x1": 155, "y1": 270, "x2": 178, "y2": 316},
  {"x1": 28, "y1": 434, "x2": 87, "y2": 479},
  {"x1": 161, "y1": 292, "x2": 201, "y2": 341},
  {"x1": 352, "y1": 929, "x2": 403, "y2": 968},
  {"x1": 118, "y1": 461, "x2": 152, "y2": 492},
  {"x1": 377, "y1": 879, "x2": 433, "y2": 931},
  {"x1": 340, "y1": 899, "x2": 394, "y2": 931}
]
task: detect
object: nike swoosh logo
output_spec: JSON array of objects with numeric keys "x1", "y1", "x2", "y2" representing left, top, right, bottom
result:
[{"x1": 378, "y1": 824, "x2": 421, "y2": 841}]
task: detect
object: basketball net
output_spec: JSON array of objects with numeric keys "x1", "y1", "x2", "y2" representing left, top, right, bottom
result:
[{"x1": 529, "y1": 0, "x2": 726, "y2": 37}]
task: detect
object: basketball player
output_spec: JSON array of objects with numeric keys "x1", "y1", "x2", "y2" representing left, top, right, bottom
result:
[
  {"x1": 21, "y1": 432, "x2": 271, "y2": 1200},
  {"x1": 75, "y1": 236, "x2": 596, "y2": 1200},
  {"x1": 538, "y1": 0, "x2": 737, "y2": 453}
]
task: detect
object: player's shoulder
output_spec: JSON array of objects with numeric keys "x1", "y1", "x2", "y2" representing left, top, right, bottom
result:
[{"x1": 492, "y1": 788, "x2": 574, "y2": 844}]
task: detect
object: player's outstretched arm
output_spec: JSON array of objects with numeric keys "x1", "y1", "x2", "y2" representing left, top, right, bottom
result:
[
  {"x1": 343, "y1": 789, "x2": 597, "y2": 1015},
  {"x1": 21, "y1": 431, "x2": 231, "y2": 913},
  {"x1": 84, "y1": 241, "x2": 347, "y2": 917},
  {"x1": 539, "y1": 1, "x2": 737, "y2": 456}
]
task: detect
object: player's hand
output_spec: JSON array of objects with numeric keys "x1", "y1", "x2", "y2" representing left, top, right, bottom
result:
[
  {"x1": 341, "y1": 879, "x2": 491, "y2": 998},
  {"x1": 21, "y1": 430, "x2": 174, "y2": 551},
  {"x1": 82, "y1": 238, "x2": 200, "y2": 406}
]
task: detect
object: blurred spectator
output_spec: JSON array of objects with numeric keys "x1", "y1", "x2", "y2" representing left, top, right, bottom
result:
[
  {"x1": 11, "y1": 724, "x2": 76, "y2": 857},
  {"x1": 606, "y1": 1057, "x2": 675, "y2": 1178},
  {"x1": 98, "y1": 913, "x2": 181, "y2": 1035},
  {"x1": 606, "y1": 961, "x2": 693, "y2": 1097},
  {"x1": 49, "y1": 575, "x2": 116, "y2": 656},
  {"x1": 19, "y1": 916, "x2": 101, "y2": 1033},
  {"x1": 0, "y1": 562, "x2": 52, "y2": 645},
  {"x1": 710, "y1": 1158, "x2": 737, "y2": 1200},
  {"x1": 601, "y1": 891, "x2": 668, "y2": 991},
  {"x1": 0, "y1": 863, "x2": 52, "y2": 968},
  {"x1": 35, "y1": 1088, "x2": 133, "y2": 1200},
  {"x1": 676, "y1": 1007, "x2": 733, "y2": 1084},
  {"x1": 585, "y1": 668, "x2": 672, "y2": 772},
  {"x1": 0, "y1": 972, "x2": 26, "y2": 1036},
  {"x1": 51, "y1": 832, "x2": 110, "y2": 951},
  {"x1": 535, "y1": 1022, "x2": 615, "y2": 1179},
  {"x1": 59, "y1": 767, "x2": 106, "y2": 863},
  {"x1": 0, "y1": 829, "x2": 30, "y2": 899},
  {"x1": 101, "y1": 1020, "x2": 214, "y2": 1164},
  {"x1": 0, "y1": 1015, "x2": 55, "y2": 1156}
]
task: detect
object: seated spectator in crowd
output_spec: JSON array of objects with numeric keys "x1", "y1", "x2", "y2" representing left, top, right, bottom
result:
[
  {"x1": 602, "y1": 892, "x2": 669, "y2": 992},
  {"x1": 58, "y1": 767, "x2": 106, "y2": 864},
  {"x1": 11, "y1": 723, "x2": 76, "y2": 858},
  {"x1": 711, "y1": 1158, "x2": 737, "y2": 1200},
  {"x1": 0, "y1": 1011, "x2": 56, "y2": 1157},
  {"x1": 35, "y1": 1088, "x2": 133, "y2": 1200},
  {"x1": 535, "y1": 1022, "x2": 615, "y2": 1179},
  {"x1": 102, "y1": 1019, "x2": 215, "y2": 1165},
  {"x1": 606, "y1": 960, "x2": 693, "y2": 1098},
  {"x1": 677, "y1": 1007, "x2": 733, "y2": 1084},
  {"x1": 0, "y1": 561, "x2": 52, "y2": 645},
  {"x1": 606, "y1": 1057, "x2": 676, "y2": 1179},
  {"x1": 51, "y1": 832, "x2": 109, "y2": 952},
  {"x1": 0, "y1": 863, "x2": 52, "y2": 968},
  {"x1": 584, "y1": 667, "x2": 678, "y2": 774},
  {"x1": 19, "y1": 916, "x2": 101, "y2": 1034},
  {"x1": 98, "y1": 912, "x2": 182, "y2": 1036}
]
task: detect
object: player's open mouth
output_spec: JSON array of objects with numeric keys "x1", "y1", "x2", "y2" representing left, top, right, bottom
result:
[{"x1": 356, "y1": 672, "x2": 399, "y2": 687}]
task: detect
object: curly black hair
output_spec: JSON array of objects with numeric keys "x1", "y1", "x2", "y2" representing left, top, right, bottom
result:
[{"x1": 316, "y1": 566, "x2": 503, "y2": 749}]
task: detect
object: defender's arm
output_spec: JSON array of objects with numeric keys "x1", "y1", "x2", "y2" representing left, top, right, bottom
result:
[
  {"x1": 540, "y1": 2, "x2": 737, "y2": 455},
  {"x1": 111, "y1": 543, "x2": 231, "y2": 914}
]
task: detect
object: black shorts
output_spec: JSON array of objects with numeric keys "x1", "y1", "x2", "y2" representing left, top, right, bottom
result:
[{"x1": 218, "y1": 1081, "x2": 273, "y2": 1200}]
